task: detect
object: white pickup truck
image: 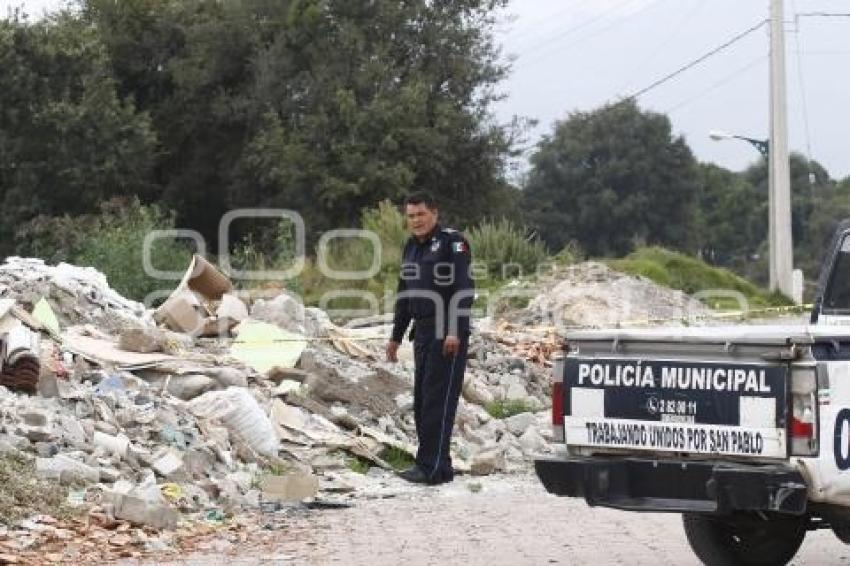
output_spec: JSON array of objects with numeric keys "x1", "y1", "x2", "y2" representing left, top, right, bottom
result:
[{"x1": 536, "y1": 222, "x2": 850, "y2": 565}]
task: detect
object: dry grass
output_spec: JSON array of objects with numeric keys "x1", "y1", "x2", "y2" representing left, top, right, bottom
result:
[{"x1": 0, "y1": 453, "x2": 74, "y2": 525}]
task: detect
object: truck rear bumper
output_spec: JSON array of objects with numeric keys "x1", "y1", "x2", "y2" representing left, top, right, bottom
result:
[{"x1": 535, "y1": 456, "x2": 808, "y2": 515}]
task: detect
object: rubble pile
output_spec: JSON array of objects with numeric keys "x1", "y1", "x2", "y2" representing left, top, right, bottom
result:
[
  {"x1": 0, "y1": 254, "x2": 559, "y2": 560},
  {"x1": 522, "y1": 261, "x2": 712, "y2": 328},
  {"x1": 0, "y1": 253, "x2": 722, "y2": 558},
  {"x1": 0, "y1": 258, "x2": 149, "y2": 331}
]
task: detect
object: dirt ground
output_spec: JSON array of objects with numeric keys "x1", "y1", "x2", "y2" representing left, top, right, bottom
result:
[{"x1": 140, "y1": 474, "x2": 849, "y2": 566}]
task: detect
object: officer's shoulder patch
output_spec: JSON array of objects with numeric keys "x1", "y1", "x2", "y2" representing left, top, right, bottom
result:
[{"x1": 451, "y1": 240, "x2": 468, "y2": 254}]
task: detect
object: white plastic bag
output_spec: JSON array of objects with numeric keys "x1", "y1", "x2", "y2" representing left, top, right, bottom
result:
[{"x1": 188, "y1": 387, "x2": 279, "y2": 456}]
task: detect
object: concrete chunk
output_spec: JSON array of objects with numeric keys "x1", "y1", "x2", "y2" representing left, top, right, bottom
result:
[
  {"x1": 152, "y1": 450, "x2": 184, "y2": 478},
  {"x1": 470, "y1": 449, "x2": 506, "y2": 476},
  {"x1": 260, "y1": 472, "x2": 319, "y2": 502},
  {"x1": 119, "y1": 327, "x2": 166, "y2": 354},
  {"x1": 111, "y1": 493, "x2": 179, "y2": 530}
]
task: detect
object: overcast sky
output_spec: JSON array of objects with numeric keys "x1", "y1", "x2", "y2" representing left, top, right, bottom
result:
[
  {"x1": 495, "y1": 0, "x2": 850, "y2": 179},
  {"x1": 4, "y1": 0, "x2": 850, "y2": 178}
]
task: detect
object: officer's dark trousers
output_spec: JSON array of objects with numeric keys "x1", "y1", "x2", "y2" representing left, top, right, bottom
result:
[{"x1": 412, "y1": 320, "x2": 469, "y2": 481}]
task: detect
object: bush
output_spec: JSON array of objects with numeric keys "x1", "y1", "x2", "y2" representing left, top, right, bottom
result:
[
  {"x1": 17, "y1": 198, "x2": 191, "y2": 301},
  {"x1": 299, "y1": 200, "x2": 407, "y2": 308},
  {"x1": 467, "y1": 219, "x2": 548, "y2": 281},
  {"x1": 609, "y1": 247, "x2": 792, "y2": 310},
  {"x1": 229, "y1": 218, "x2": 303, "y2": 295}
]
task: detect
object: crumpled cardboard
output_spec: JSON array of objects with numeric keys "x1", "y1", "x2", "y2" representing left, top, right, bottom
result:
[{"x1": 154, "y1": 255, "x2": 247, "y2": 337}]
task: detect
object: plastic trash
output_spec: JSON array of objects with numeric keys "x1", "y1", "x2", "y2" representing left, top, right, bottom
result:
[
  {"x1": 94, "y1": 373, "x2": 125, "y2": 396},
  {"x1": 93, "y1": 431, "x2": 130, "y2": 458}
]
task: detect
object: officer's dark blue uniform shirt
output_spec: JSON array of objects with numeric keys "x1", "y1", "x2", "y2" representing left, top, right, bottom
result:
[{"x1": 391, "y1": 225, "x2": 474, "y2": 342}]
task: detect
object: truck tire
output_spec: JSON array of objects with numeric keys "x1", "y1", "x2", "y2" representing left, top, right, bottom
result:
[{"x1": 682, "y1": 513, "x2": 805, "y2": 566}]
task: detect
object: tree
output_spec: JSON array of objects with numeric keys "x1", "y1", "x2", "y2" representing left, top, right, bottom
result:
[
  {"x1": 693, "y1": 162, "x2": 764, "y2": 268},
  {"x1": 522, "y1": 100, "x2": 700, "y2": 256},
  {"x1": 0, "y1": 11, "x2": 157, "y2": 255},
  {"x1": 80, "y1": 0, "x2": 518, "y2": 250},
  {"x1": 742, "y1": 153, "x2": 834, "y2": 281}
]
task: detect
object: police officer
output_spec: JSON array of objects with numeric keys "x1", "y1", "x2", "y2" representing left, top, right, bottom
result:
[{"x1": 386, "y1": 192, "x2": 474, "y2": 485}]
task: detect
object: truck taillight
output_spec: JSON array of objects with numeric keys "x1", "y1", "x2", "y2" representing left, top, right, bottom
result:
[
  {"x1": 552, "y1": 382, "x2": 564, "y2": 426},
  {"x1": 552, "y1": 355, "x2": 565, "y2": 442},
  {"x1": 790, "y1": 366, "x2": 818, "y2": 457}
]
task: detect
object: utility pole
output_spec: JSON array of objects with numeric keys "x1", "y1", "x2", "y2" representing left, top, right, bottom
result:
[{"x1": 769, "y1": 0, "x2": 794, "y2": 298}]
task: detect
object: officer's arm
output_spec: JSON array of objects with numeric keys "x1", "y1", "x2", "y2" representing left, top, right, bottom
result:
[
  {"x1": 391, "y1": 259, "x2": 412, "y2": 343},
  {"x1": 449, "y1": 235, "x2": 474, "y2": 337}
]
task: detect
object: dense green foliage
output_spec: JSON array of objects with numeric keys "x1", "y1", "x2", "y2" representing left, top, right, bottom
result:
[
  {"x1": 17, "y1": 199, "x2": 190, "y2": 300},
  {"x1": 466, "y1": 218, "x2": 548, "y2": 279},
  {"x1": 80, "y1": 0, "x2": 518, "y2": 245},
  {"x1": 521, "y1": 101, "x2": 850, "y2": 294},
  {"x1": 522, "y1": 100, "x2": 700, "y2": 256},
  {"x1": 0, "y1": 12, "x2": 157, "y2": 255},
  {"x1": 5, "y1": 3, "x2": 850, "y2": 304}
]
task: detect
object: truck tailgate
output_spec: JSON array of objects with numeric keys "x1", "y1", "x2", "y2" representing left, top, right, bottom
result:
[{"x1": 564, "y1": 357, "x2": 788, "y2": 459}]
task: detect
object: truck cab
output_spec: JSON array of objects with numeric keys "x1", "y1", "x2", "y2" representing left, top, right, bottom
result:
[{"x1": 536, "y1": 220, "x2": 850, "y2": 566}]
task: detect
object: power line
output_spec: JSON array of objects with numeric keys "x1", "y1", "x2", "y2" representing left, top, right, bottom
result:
[
  {"x1": 500, "y1": 0, "x2": 583, "y2": 44},
  {"x1": 795, "y1": 12, "x2": 850, "y2": 19},
  {"x1": 625, "y1": 19, "x2": 768, "y2": 100},
  {"x1": 791, "y1": 0, "x2": 815, "y2": 164},
  {"x1": 517, "y1": 0, "x2": 641, "y2": 61},
  {"x1": 665, "y1": 54, "x2": 768, "y2": 114},
  {"x1": 617, "y1": 0, "x2": 705, "y2": 94},
  {"x1": 520, "y1": 0, "x2": 667, "y2": 69},
  {"x1": 799, "y1": 49, "x2": 850, "y2": 55}
]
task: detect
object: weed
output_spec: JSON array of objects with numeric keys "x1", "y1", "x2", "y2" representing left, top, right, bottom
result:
[
  {"x1": 378, "y1": 446, "x2": 416, "y2": 471},
  {"x1": 485, "y1": 399, "x2": 535, "y2": 419},
  {"x1": 345, "y1": 456, "x2": 372, "y2": 475},
  {"x1": 0, "y1": 454, "x2": 76, "y2": 526}
]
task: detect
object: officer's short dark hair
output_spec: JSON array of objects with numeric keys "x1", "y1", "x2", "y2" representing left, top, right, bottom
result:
[{"x1": 404, "y1": 192, "x2": 437, "y2": 210}]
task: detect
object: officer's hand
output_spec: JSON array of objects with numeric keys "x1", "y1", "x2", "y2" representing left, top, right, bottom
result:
[
  {"x1": 386, "y1": 340, "x2": 400, "y2": 363},
  {"x1": 443, "y1": 336, "x2": 460, "y2": 357}
]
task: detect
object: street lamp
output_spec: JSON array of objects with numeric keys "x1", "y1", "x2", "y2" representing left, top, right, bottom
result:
[
  {"x1": 708, "y1": 129, "x2": 802, "y2": 304},
  {"x1": 709, "y1": 130, "x2": 769, "y2": 159}
]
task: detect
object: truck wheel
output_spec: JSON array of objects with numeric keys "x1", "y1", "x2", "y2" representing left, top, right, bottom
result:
[{"x1": 682, "y1": 513, "x2": 805, "y2": 566}]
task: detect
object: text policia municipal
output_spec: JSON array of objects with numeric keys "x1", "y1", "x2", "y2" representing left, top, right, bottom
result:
[{"x1": 577, "y1": 362, "x2": 772, "y2": 394}]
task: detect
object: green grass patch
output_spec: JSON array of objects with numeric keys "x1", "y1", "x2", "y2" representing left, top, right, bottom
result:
[
  {"x1": 345, "y1": 455, "x2": 372, "y2": 475},
  {"x1": 378, "y1": 446, "x2": 416, "y2": 472},
  {"x1": 485, "y1": 399, "x2": 536, "y2": 419},
  {"x1": 608, "y1": 247, "x2": 792, "y2": 311}
]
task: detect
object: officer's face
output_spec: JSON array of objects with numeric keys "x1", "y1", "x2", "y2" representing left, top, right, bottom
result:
[{"x1": 405, "y1": 203, "x2": 438, "y2": 239}]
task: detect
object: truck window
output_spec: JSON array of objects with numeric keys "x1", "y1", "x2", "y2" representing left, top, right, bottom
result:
[{"x1": 824, "y1": 235, "x2": 850, "y2": 312}]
